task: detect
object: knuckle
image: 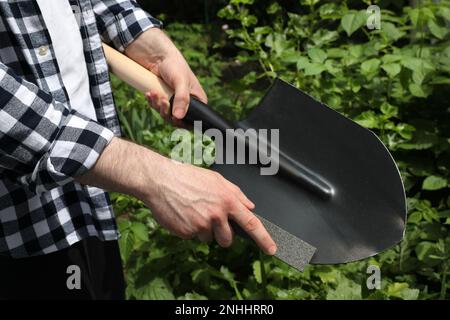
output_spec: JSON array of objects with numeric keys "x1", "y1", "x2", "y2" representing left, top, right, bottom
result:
[
  {"x1": 221, "y1": 193, "x2": 234, "y2": 207},
  {"x1": 209, "y1": 211, "x2": 222, "y2": 223},
  {"x1": 196, "y1": 220, "x2": 210, "y2": 232},
  {"x1": 178, "y1": 94, "x2": 190, "y2": 105},
  {"x1": 244, "y1": 216, "x2": 261, "y2": 232}
]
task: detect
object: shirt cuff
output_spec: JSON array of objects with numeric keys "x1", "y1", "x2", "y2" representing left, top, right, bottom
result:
[
  {"x1": 106, "y1": 6, "x2": 163, "y2": 52},
  {"x1": 20, "y1": 107, "x2": 115, "y2": 195}
]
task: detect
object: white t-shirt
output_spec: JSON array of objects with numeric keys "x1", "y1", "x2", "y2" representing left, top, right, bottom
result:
[{"x1": 36, "y1": 0, "x2": 97, "y2": 120}]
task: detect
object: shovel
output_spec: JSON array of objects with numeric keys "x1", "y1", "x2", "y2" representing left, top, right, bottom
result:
[{"x1": 102, "y1": 43, "x2": 407, "y2": 270}]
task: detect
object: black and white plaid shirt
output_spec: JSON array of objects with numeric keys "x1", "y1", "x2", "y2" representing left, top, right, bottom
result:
[{"x1": 0, "y1": 0, "x2": 161, "y2": 258}]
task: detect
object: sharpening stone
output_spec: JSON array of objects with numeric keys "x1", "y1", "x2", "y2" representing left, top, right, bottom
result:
[{"x1": 257, "y1": 215, "x2": 316, "y2": 271}]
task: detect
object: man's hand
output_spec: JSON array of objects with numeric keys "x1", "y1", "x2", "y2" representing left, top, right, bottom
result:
[
  {"x1": 124, "y1": 28, "x2": 207, "y2": 122},
  {"x1": 144, "y1": 160, "x2": 276, "y2": 253},
  {"x1": 76, "y1": 138, "x2": 277, "y2": 255},
  {"x1": 86, "y1": 28, "x2": 277, "y2": 255}
]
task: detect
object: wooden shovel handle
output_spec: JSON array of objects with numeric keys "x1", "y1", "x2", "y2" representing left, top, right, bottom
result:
[
  {"x1": 102, "y1": 42, "x2": 233, "y2": 131},
  {"x1": 101, "y1": 42, "x2": 174, "y2": 100}
]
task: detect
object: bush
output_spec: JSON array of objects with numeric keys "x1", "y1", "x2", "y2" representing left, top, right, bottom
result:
[{"x1": 112, "y1": 0, "x2": 450, "y2": 299}]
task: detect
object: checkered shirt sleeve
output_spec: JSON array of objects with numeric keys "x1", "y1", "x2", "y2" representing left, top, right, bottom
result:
[
  {"x1": 92, "y1": 0, "x2": 163, "y2": 52},
  {"x1": 0, "y1": 62, "x2": 115, "y2": 195}
]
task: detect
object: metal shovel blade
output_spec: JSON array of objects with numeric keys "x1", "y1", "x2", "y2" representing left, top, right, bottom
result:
[{"x1": 210, "y1": 79, "x2": 407, "y2": 264}]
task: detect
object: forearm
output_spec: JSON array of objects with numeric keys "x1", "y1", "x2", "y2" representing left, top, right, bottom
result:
[{"x1": 75, "y1": 137, "x2": 167, "y2": 200}]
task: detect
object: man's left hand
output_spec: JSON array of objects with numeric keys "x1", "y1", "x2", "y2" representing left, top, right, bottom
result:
[{"x1": 124, "y1": 28, "x2": 208, "y2": 123}]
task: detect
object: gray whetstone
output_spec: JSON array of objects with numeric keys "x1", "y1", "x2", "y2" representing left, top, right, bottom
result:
[{"x1": 258, "y1": 215, "x2": 316, "y2": 271}]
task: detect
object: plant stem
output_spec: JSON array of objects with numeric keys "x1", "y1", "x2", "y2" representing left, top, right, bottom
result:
[{"x1": 259, "y1": 250, "x2": 268, "y2": 299}]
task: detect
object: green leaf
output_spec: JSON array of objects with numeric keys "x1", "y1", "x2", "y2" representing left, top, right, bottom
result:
[
  {"x1": 267, "y1": 2, "x2": 281, "y2": 14},
  {"x1": 382, "y1": 22, "x2": 405, "y2": 41},
  {"x1": 324, "y1": 60, "x2": 339, "y2": 75},
  {"x1": 220, "y1": 266, "x2": 236, "y2": 283},
  {"x1": 241, "y1": 15, "x2": 258, "y2": 27},
  {"x1": 311, "y1": 30, "x2": 339, "y2": 46},
  {"x1": 178, "y1": 292, "x2": 208, "y2": 300},
  {"x1": 382, "y1": 63, "x2": 401, "y2": 78},
  {"x1": 415, "y1": 241, "x2": 433, "y2": 261},
  {"x1": 408, "y1": 7, "x2": 434, "y2": 27},
  {"x1": 308, "y1": 47, "x2": 327, "y2": 63},
  {"x1": 397, "y1": 129, "x2": 436, "y2": 150},
  {"x1": 319, "y1": 3, "x2": 343, "y2": 20},
  {"x1": 408, "y1": 212, "x2": 422, "y2": 224},
  {"x1": 361, "y1": 58, "x2": 380, "y2": 75},
  {"x1": 195, "y1": 242, "x2": 210, "y2": 255},
  {"x1": 380, "y1": 102, "x2": 398, "y2": 118},
  {"x1": 341, "y1": 11, "x2": 367, "y2": 36},
  {"x1": 401, "y1": 57, "x2": 434, "y2": 73},
  {"x1": 137, "y1": 277, "x2": 175, "y2": 300},
  {"x1": 252, "y1": 261, "x2": 262, "y2": 284},
  {"x1": 301, "y1": 0, "x2": 320, "y2": 6},
  {"x1": 296, "y1": 56, "x2": 310, "y2": 70},
  {"x1": 119, "y1": 229, "x2": 135, "y2": 264},
  {"x1": 314, "y1": 266, "x2": 340, "y2": 284},
  {"x1": 304, "y1": 62, "x2": 326, "y2": 76},
  {"x1": 349, "y1": 44, "x2": 364, "y2": 58},
  {"x1": 327, "y1": 48, "x2": 346, "y2": 58},
  {"x1": 326, "y1": 276, "x2": 361, "y2": 300},
  {"x1": 408, "y1": 8, "x2": 420, "y2": 26},
  {"x1": 422, "y1": 175, "x2": 447, "y2": 190},
  {"x1": 280, "y1": 50, "x2": 301, "y2": 64},
  {"x1": 437, "y1": 6, "x2": 450, "y2": 21},
  {"x1": 382, "y1": 54, "x2": 402, "y2": 64},
  {"x1": 412, "y1": 68, "x2": 426, "y2": 85},
  {"x1": 428, "y1": 19, "x2": 447, "y2": 39},
  {"x1": 387, "y1": 283, "x2": 419, "y2": 300},
  {"x1": 267, "y1": 286, "x2": 309, "y2": 299},
  {"x1": 408, "y1": 83, "x2": 430, "y2": 98},
  {"x1": 415, "y1": 241, "x2": 442, "y2": 266},
  {"x1": 130, "y1": 221, "x2": 149, "y2": 242},
  {"x1": 230, "y1": 0, "x2": 254, "y2": 4},
  {"x1": 355, "y1": 111, "x2": 380, "y2": 129},
  {"x1": 219, "y1": 266, "x2": 243, "y2": 300},
  {"x1": 265, "y1": 33, "x2": 289, "y2": 57}
]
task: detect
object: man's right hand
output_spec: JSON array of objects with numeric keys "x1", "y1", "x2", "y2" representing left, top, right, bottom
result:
[{"x1": 76, "y1": 137, "x2": 277, "y2": 255}]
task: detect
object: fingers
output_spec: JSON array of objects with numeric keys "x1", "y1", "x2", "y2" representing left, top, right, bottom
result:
[
  {"x1": 147, "y1": 60, "x2": 207, "y2": 122},
  {"x1": 224, "y1": 180, "x2": 255, "y2": 210},
  {"x1": 229, "y1": 203, "x2": 277, "y2": 256},
  {"x1": 145, "y1": 91, "x2": 171, "y2": 121},
  {"x1": 197, "y1": 230, "x2": 213, "y2": 243},
  {"x1": 213, "y1": 218, "x2": 233, "y2": 248},
  {"x1": 189, "y1": 73, "x2": 208, "y2": 104}
]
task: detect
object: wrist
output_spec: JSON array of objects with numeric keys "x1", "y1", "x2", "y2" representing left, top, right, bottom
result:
[
  {"x1": 130, "y1": 143, "x2": 171, "y2": 202},
  {"x1": 76, "y1": 136, "x2": 171, "y2": 203}
]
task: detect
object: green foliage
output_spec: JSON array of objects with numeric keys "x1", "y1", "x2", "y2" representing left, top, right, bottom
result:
[{"x1": 111, "y1": 0, "x2": 450, "y2": 300}]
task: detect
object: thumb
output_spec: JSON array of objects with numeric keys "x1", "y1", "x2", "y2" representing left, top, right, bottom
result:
[{"x1": 172, "y1": 81, "x2": 191, "y2": 120}]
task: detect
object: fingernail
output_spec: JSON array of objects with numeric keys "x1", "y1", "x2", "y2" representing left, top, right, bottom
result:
[
  {"x1": 268, "y1": 244, "x2": 277, "y2": 255},
  {"x1": 173, "y1": 108, "x2": 185, "y2": 119}
]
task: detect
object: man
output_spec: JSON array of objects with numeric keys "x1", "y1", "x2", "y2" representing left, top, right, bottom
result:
[{"x1": 0, "y1": 0, "x2": 276, "y2": 299}]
